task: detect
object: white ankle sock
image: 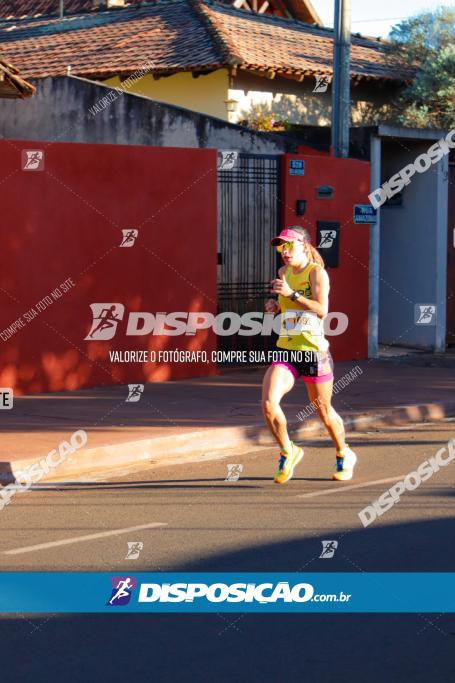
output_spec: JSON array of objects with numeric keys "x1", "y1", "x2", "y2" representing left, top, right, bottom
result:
[{"x1": 280, "y1": 439, "x2": 293, "y2": 455}]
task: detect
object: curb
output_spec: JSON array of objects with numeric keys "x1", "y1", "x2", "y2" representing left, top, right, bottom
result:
[{"x1": 1, "y1": 400, "x2": 454, "y2": 484}]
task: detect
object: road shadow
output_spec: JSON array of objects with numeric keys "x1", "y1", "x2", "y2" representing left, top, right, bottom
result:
[
  {"x1": 0, "y1": 517, "x2": 455, "y2": 682},
  {"x1": 29, "y1": 475, "x2": 329, "y2": 490}
]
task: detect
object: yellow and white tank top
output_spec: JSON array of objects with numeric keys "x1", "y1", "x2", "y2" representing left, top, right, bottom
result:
[{"x1": 276, "y1": 262, "x2": 329, "y2": 353}]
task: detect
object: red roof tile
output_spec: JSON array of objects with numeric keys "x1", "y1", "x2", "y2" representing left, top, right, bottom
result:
[
  {"x1": 0, "y1": 0, "x2": 322, "y2": 23},
  {"x1": 0, "y1": 1, "x2": 150, "y2": 20},
  {"x1": 0, "y1": 0, "x2": 413, "y2": 82}
]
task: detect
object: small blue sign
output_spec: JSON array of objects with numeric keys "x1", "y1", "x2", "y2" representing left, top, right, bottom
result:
[
  {"x1": 354, "y1": 204, "x2": 377, "y2": 223},
  {"x1": 289, "y1": 160, "x2": 305, "y2": 176}
]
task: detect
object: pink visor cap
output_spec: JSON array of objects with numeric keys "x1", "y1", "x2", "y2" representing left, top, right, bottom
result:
[{"x1": 270, "y1": 228, "x2": 305, "y2": 246}]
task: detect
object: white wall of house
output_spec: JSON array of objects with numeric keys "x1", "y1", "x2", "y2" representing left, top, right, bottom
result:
[{"x1": 104, "y1": 69, "x2": 230, "y2": 120}]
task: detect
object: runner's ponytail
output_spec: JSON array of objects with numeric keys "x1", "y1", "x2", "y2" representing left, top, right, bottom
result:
[{"x1": 307, "y1": 243, "x2": 325, "y2": 268}]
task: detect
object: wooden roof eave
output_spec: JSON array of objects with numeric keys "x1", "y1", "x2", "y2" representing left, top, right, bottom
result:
[
  {"x1": 85, "y1": 64, "x2": 223, "y2": 81},
  {"x1": 239, "y1": 64, "x2": 305, "y2": 82},
  {"x1": 85, "y1": 63, "x2": 411, "y2": 87},
  {"x1": 0, "y1": 62, "x2": 35, "y2": 98},
  {"x1": 240, "y1": 64, "x2": 410, "y2": 86}
]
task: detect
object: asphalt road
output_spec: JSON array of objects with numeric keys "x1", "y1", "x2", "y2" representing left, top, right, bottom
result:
[{"x1": 1, "y1": 420, "x2": 455, "y2": 682}]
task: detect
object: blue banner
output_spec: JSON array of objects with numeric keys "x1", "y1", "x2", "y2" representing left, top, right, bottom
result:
[{"x1": 0, "y1": 573, "x2": 454, "y2": 613}]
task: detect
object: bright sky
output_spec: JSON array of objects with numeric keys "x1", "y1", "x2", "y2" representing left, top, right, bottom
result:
[{"x1": 311, "y1": 0, "x2": 455, "y2": 37}]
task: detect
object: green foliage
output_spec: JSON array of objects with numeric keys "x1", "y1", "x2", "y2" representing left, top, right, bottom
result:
[
  {"x1": 389, "y1": 8, "x2": 455, "y2": 128},
  {"x1": 240, "y1": 112, "x2": 292, "y2": 131}
]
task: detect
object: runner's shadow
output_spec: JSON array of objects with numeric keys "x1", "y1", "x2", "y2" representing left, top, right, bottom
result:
[
  {"x1": 0, "y1": 461, "x2": 15, "y2": 484},
  {"x1": 293, "y1": 476, "x2": 330, "y2": 481}
]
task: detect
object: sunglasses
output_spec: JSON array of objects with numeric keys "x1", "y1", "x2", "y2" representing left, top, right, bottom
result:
[{"x1": 275, "y1": 240, "x2": 302, "y2": 253}]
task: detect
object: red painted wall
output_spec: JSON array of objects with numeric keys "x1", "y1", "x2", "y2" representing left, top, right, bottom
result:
[
  {"x1": 281, "y1": 153, "x2": 370, "y2": 361},
  {"x1": 0, "y1": 140, "x2": 217, "y2": 394}
]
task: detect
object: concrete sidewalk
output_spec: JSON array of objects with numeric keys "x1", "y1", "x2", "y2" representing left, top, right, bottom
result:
[{"x1": 1, "y1": 355, "x2": 455, "y2": 482}]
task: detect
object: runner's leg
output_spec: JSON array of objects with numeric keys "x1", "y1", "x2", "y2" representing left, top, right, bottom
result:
[
  {"x1": 261, "y1": 364, "x2": 296, "y2": 450},
  {"x1": 305, "y1": 379, "x2": 345, "y2": 451}
]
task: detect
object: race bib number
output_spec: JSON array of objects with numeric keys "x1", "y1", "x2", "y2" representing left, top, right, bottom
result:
[{"x1": 281, "y1": 310, "x2": 322, "y2": 336}]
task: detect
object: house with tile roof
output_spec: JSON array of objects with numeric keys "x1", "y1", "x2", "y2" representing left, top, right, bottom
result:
[{"x1": 0, "y1": 0, "x2": 412, "y2": 126}]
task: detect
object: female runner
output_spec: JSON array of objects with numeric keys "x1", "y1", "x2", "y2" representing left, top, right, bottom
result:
[{"x1": 262, "y1": 226, "x2": 357, "y2": 484}]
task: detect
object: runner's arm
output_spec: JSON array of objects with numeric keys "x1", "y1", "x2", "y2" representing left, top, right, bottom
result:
[
  {"x1": 291, "y1": 266, "x2": 329, "y2": 317},
  {"x1": 265, "y1": 266, "x2": 286, "y2": 313}
]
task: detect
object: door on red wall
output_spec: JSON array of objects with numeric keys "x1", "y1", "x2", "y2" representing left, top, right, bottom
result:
[{"x1": 217, "y1": 153, "x2": 281, "y2": 359}]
